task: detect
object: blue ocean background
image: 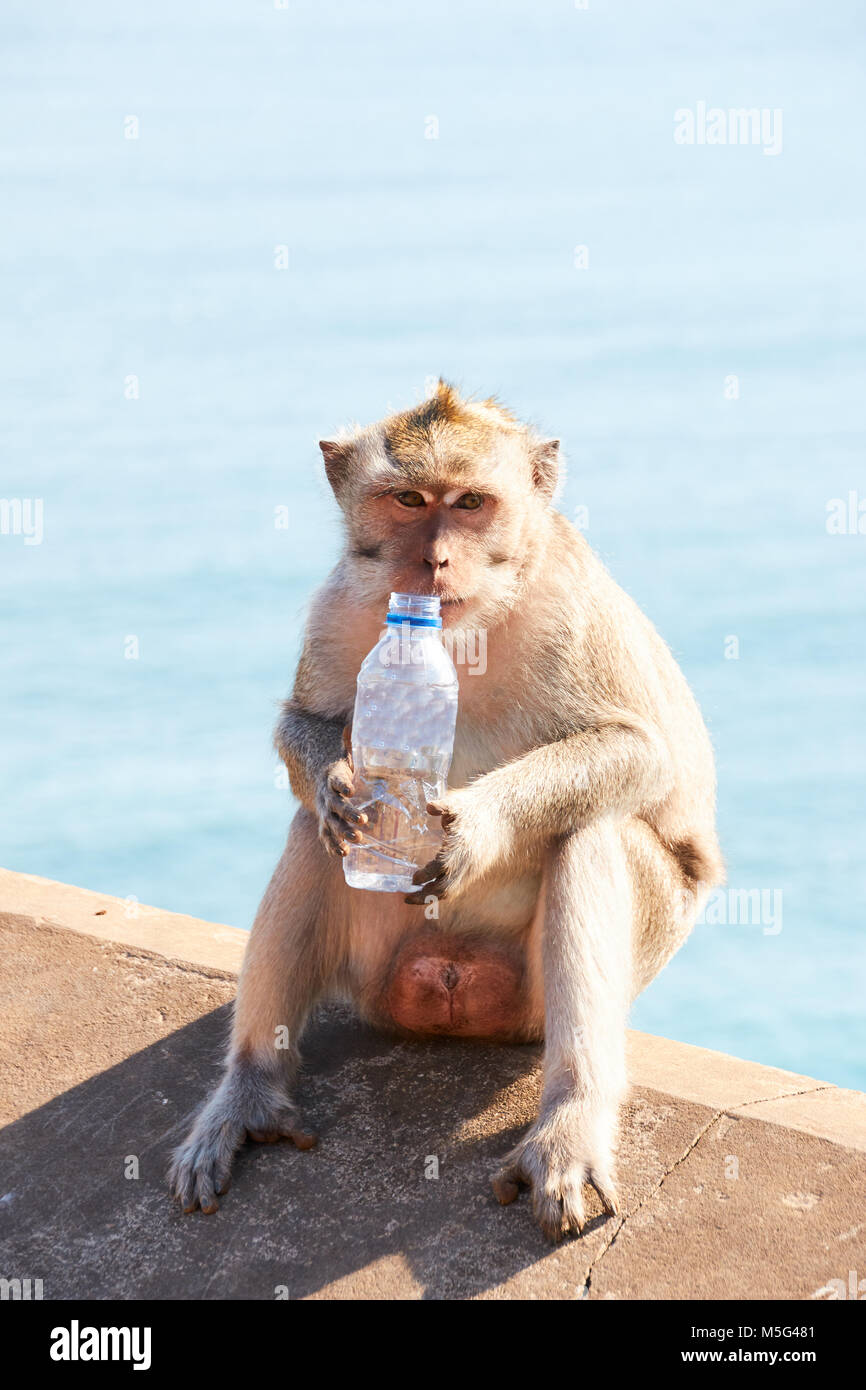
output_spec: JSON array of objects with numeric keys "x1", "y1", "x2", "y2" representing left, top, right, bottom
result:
[{"x1": 2, "y1": 1, "x2": 864, "y2": 1087}]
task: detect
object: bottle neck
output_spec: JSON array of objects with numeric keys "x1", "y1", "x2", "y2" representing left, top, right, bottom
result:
[
  {"x1": 385, "y1": 613, "x2": 441, "y2": 630},
  {"x1": 386, "y1": 592, "x2": 442, "y2": 628}
]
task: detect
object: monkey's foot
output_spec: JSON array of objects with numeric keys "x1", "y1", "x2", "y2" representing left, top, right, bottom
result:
[
  {"x1": 168, "y1": 1059, "x2": 316, "y2": 1215},
  {"x1": 491, "y1": 1112, "x2": 620, "y2": 1242}
]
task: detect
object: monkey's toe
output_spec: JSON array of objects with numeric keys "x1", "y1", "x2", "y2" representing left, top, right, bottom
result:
[
  {"x1": 522, "y1": 1168, "x2": 586, "y2": 1241},
  {"x1": 557, "y1": 1185, "x2": 587, "y2": 1238},
  {"x1": 172, "y1": 1161, "x2": 220, "y2": 1215},
  {"x1": 169, "y1": 1129, "x2": 241, "y2": 1216},
  {"x1": 588, "y1": 1170, "x2": 620, "y2": 1217},
  {"x1": 246, "y1": 1125, "x2": 317, "y2": 1149},
  {"x1": 173, "y1": 1161, "x2": 220, "y2": 1214},
  {"x1": 491, "y1": 1171, "x2": 521, "y2": 1206},
  {"x1": 492, "y1": 1139, "x2": 620, "y2": 1243}
]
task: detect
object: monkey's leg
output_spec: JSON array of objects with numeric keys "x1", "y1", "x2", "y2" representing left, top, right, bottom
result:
[
  {"x1": 169, "y1": 808, "x2": 347, "y2": 1213},
  {"x1": 624, "y1": 816, "x2": 709, "y2": 996},
  {"x1": 492, "y1": 817, "x2": 631, "y2": 1241}
]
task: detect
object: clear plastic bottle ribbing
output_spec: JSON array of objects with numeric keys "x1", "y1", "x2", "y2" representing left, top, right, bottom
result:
[{"x1": 343, "y1": 592, "x2": 459, "y2": 893}]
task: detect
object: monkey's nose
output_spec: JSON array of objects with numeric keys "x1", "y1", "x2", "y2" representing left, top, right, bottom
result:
[{"x1": 422, "y1": 554, "x2": 449, "y2": 570}]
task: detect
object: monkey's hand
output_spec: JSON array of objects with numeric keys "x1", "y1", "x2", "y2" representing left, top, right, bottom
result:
[
  {"x1": 404, "y1": 784, "x2": 505, "y2": 903},
  {"x1": 315, "y1": 738, "x2": 368, "y2": 858},
  {"x1": 491, "y1": 1101, "x2": 621, "y2": 1242},
  {"x1": 169, "y1": 1061, "x2": 316, "y2": 1215}
]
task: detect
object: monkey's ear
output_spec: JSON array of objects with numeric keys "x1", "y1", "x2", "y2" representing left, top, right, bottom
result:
[
  {"x1": 319, "y1": 440, "x2": 351, "y2": 494},
  {"x1": 530, "y1": 439, "x2": 560, "y2": 498}
]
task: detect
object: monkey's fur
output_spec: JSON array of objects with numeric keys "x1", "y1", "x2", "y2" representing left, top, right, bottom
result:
[{"x1": 170, "y1": 381, "x2": 723, "y2": 1241}]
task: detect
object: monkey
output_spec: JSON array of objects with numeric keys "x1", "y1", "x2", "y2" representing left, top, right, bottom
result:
[{"x1": 169, "y1": 380, "x2": 724, "y2": 1241}]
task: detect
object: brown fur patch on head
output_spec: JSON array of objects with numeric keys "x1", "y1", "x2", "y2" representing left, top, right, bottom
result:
[
  {"x1": 381, "y1": 379, "x2": 523, "y2": 480},
  {"x1": 321, "y1": 380, "x2": 559, "y2": 516}
]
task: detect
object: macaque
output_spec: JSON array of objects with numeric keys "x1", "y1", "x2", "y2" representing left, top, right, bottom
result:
[{"x1": 170, "y1": 381, "x2": 723, "y2": 1240}]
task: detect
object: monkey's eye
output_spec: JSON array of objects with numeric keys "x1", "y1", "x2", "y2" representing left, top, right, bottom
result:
[
  {"x1": 394, "y1": 490, "x2": 426, "y2": 508},
  {"x1": 453, "y1": 492, "x2": 483, "y2": 511}
]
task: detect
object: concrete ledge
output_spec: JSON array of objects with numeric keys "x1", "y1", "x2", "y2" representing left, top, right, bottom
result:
[
  {"x1": 0, "y1": 867, "x2": 247, "y2": 976},
  {"x1": 2, "y1": 868, "x2": 856, "y2": 1147},
  {"x1": 626, "y1": 1033, "x2": 866, "y2": 1153},
  {"x1": 1, "y1": 867, "x2": 864, "y2": 1300}
]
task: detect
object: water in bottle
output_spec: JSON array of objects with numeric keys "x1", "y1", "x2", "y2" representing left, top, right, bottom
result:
[{"x1": 343, "y1": 592, "x2": 459, "y2": 893}]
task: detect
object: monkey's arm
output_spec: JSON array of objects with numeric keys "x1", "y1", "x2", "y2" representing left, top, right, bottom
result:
[
  {"x1": 274, "y1": 614, "x2": 375, "y2": 861},
  {"x1": 409, "y1": 715, "x2": 671, "y2": 901},
  {"x1": 275, "y1": 698, "x2": 370, "y2": 857},
  {"x1": 477, "y1": 716, "x2": 670, "y2": 837},
  {"x1": 274, "y1": 699, "x2": 346, "y2": 811}
]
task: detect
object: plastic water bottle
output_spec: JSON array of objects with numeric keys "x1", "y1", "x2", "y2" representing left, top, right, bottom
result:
[{"x1": 343, "y1": 592, "x2": 459, "y2": 893}]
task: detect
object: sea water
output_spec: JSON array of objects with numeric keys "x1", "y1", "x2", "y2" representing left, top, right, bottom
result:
[{"x1": 1, "y1": 1, "x2": 864, "y2": 1087}]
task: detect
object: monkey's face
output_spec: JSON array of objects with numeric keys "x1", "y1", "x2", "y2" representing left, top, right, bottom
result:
[
  {"x1": 352, "y1": 472, "x2": 526, "y2": 624},
  {"x1": 320, "y1": 385, "x2": 559, "y2": 626}
]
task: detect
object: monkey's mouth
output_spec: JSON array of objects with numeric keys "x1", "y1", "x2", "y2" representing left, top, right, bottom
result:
[
  {"x1": 409, "y1": 585, "x2": 468, "y2": 609},
  {"x1": 436, "y1": 596, "x2": 472, "y2": 618},
  {"x1": 395, "y1": 583, "x2": 471, "y2": 615}
]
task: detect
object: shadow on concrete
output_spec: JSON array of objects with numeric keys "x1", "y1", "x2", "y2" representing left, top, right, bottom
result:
[{"x1": 0, "y1": 1003, "x2": 601, "y2": 1299}]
